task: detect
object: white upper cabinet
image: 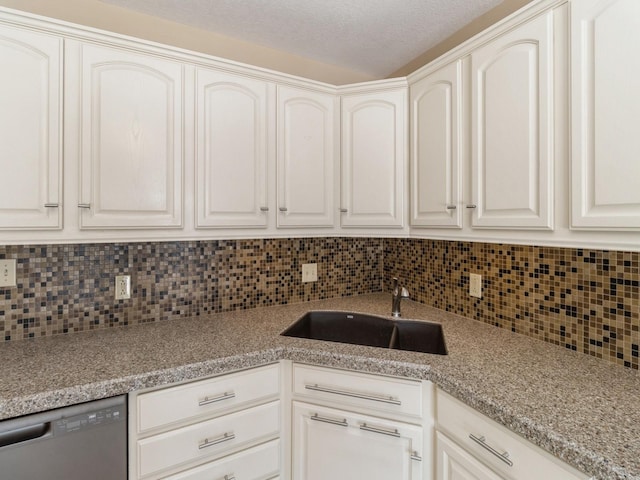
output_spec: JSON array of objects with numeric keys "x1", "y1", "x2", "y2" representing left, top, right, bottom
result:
[
  {"x1": 471, "y1": 10, "x2": 554, "y2": 230},
  {"x1": 195, "y1": 68, "x2": 272, "y2": 228},
  {"x1": 75, "y1": 42, "x2": 184, "y2": 229},
  {"x1": 410, "y1": 60, "x2": 463, "y2": 229},
  {"x1": 571, "y1": 0, "x2": 640, "y2": 230},
  {"x1": 341, "y1": 87, "x2": 407, "y2": 228},
  {"x1": 0, "y1": 24, "x2": 62, "y2": 230},
  {"x1": 277, "y1": 85, "x2": 337, "y2": 228}
]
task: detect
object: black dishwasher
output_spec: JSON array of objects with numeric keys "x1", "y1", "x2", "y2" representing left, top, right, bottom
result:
[{"x1": 0, "y1": 395, "x2": 127, "y2": 480}]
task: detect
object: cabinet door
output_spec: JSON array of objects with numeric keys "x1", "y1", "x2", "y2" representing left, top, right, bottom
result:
[
  {"x1": 196, "y1": 68, "x2": 271, "y2": 228},
  {"x1": 436, "y1": 432, "x2": 504, "y2": 480},
  {"x1": 471, "y1": 10, "x2": 554, "y2": 229},
  {"x1": 292, "y1": 402, "x2": 422, "y2": 480},
  {"x1": 0, "y1": 24, "x2": 62, "y2": 229},
  {"x1": 410, "y1": 60, "x2": 463, "y2": 228},
  {"x1": 277, "y1": 85, "x2": 336, "y2": 227},
  {"x1": 77, "y1": 43, "x2": 183, "y2": 229},
  {"x1": 571, "y1": 0, "x2": 640, "y2": 229},
  {"x1": 341, "y1": 89, "x2": 406, "y2": 228}
]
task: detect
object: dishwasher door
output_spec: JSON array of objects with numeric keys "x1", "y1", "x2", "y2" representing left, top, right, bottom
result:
[{"x1": 0, "y1": 395, "x2": 127, "y2": 480}]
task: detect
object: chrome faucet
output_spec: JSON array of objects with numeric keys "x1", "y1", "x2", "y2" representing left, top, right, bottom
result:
[{"x1": 391, "y1": 277, "x2": 410, "y2": 318}]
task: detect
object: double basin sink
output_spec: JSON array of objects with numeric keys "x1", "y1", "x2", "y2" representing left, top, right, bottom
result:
[{"x1": 281, "y1": 311, "x2": 447, "y2": 355}]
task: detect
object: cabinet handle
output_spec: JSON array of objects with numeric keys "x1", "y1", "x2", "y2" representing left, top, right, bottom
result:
[
  {"x1": 78, "y1": 204, "x2": 91, "y2": 209},
  {"x1": 198, "y1": 431, "x2": 235, "y2": 450},
  {"x1": 411, "y1": 451, "x2": 422, "y2": 462},
  {"x1": 469, "y1": 433, "x2": 513, "y2": 467},
  {"x1": 260, "y1": 207, "x2": 269, "y2": 212},
  {"x1": 44, "y1": 203, "x2": 59, "y2": 208},
  {"x1": 198, "y1": 391, "x2": 235, "y2": 406},
  {"x1": 220, "y1": 475, "x2": 236, "y2": 480},
  {"x1": 310, "y1": 413, "x2": 348, "y2": 427},
  {"x1": 466, "y1": 204, "x2": 477, "y2": 209},
  {"x1": 359, "y1": 423, "x2": 400, "y2": 438},
  {"x1": 305, "y1": 383, "x2": 401, "y2": 406},
  {"x1": 446, "y1": 205, "x2": 457, "y2": 210},
  {"x1": 339, "y1": 208, "x2": 348, "y2": 213},
  {"x1": 279, "y1": 207, "x2": 288, "y2": 212}
]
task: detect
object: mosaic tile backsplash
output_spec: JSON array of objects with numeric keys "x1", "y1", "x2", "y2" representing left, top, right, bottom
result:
[
  {"x1": 383, "y1": 239, "x2": 640, "y2": 369},
  {"x1": 0, "y1": 238, "x2": 383, "y2": 340},
  {"x1": 1, "y1": 236, "x2": 638, "y2": 369}
]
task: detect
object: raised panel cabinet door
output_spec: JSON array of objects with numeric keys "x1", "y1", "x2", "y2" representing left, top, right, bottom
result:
[
  {"x1": 341, "y1": 88, "x2": 406, "y2": 228},
  {"x1": 571, "y1": 0, "x2": 640, "y2": 229},
  {"x1": 77, "y1": 43, "x2": 183, "y2": 229},
  {"x1": 196, "y1": 68, "x2": 271, "y2": 228},
  {"x1": 410, "y1": 60, "x2": 463, "y2": 228},
  {"x1": 471, "y1": 10, "x2": 555, "y2": 229},
  {"x1": 292, "y1": 402, "x2": 423, "y2": 480},
  {"x1": 277, "y1": 85, "x2": 336, "y2": 228},
  {"x1": 0, "y1": 24, "x2": 62, "y2": 229},
  {"x1": 436, "y1": 432, "x2": 504, "y2": 480}
]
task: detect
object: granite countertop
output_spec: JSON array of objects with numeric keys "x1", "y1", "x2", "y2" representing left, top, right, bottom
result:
[{"x1": 1, "y1": 294, "x2": 638, "y2": 479}]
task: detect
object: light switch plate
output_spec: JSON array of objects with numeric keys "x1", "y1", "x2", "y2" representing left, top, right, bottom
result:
[
  {"x1": 469, "y1": 273, "x2": 482, "y2": 298},
  {"x1": 0, "y1": 259, "x2": 16, "y2": 287},
  {"x1": 302, "y1": 263, "x2": 318, "y2": 283}
]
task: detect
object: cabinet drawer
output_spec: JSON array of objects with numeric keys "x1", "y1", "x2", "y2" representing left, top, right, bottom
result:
[
  {"x1": 137, "y1": 364, "x2": 279, "y2": 433},
  {"x1": 293, "y1": 364, "x2": 422, "y2": 417},
  {"x1": 164, "y1": 439, "x2": 280, "y2": 480},
  {"x1": 137, "y1": 401, "x2": 280, "y2": 478},
  {"x1": 436, "y1": 390, "x2": 587, "y2": 480}
]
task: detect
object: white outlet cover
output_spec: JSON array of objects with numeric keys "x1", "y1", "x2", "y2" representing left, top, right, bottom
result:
[
  {"x1": 115, "y1": 275, "x2": 131, "y2": 300},
  {"x1": 302, "y1": 263, "x2": 318, "y2": 283},
  {"x1": 469, "y1": 273, "x2": 482, "y2": 298},
  {"x1": 0, "y1": 259, "x2": 16, "y2": 287}
]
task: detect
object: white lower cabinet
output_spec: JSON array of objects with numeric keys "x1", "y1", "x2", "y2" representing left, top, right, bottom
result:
[
  {"x1": 292, "y1": 402, "x2": 423, "y2": 480},
  {"x1": 129, "y1": 364, "x2": 281, "y2": 480},
  {"x1": 435, "y1": 389, "x2": 588, "y2": 480}
]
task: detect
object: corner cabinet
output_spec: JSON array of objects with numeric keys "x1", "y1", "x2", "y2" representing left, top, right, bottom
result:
[
  {"x1": 277, "y1": 85, "x2": 337, "y2": 228},
  {"x1": 0, "y1": 23, "x2": 62, "y2": 230},
  {"x1": 340, "y1": 85, "x2": 407, "y2": 228},
  {"x1": 195, "y1": 68, "x2": 272, "y2": 228},
  {"x1": 571, "y1": 0, "x2": 640, "y2": 230},
  {"x1": 410, "y1": 60, "x2": 464, "y2": 229},
  {"x1": 470, "y1": 9, "x2": 555, "y2": 230},
  {"x1": 290, "y1": 363, "x2": 431, "y2": 480},
  {"x1": 71, "y1": 41, "x2": 184, "y2": 229}
]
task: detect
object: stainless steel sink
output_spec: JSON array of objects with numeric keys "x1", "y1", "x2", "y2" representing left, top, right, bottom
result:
[{"x1": 281, "y1": 311, "x2": 447, "y2": 355}]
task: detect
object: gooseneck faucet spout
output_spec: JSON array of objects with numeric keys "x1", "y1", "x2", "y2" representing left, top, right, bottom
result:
[{"x1": 391, "y1": 277, "x2": 410, "y2": 318}]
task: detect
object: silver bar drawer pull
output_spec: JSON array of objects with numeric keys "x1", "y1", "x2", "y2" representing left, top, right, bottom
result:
[
  {"x1": 305, "y1": 383, "x2": 401, "y2": 406},
  {"x1": 310, "y1": 413, "x2": 348, "y2": 427},
  {"x1": 411, "y1": 451, "x2": 422, "y2": 462},
  {"x1": 279, "y1": 207, "x2": 288, "y2": 212},
  {"x1": 198, "y1": 391, "x2": 235, "y2": 406},
  {"x1": 359, "y1": 423, "x2": 400, "y2": 438},
  {"x1": 78, "y1": 204, "x2": 91, "y2": 209},
  {"x1": 446, "y1": 205, "x2": 457, "y2": 210},
  {"x1": 339, "y1": 208, "x2": 348, "y2": 213},
  {"x1": 199, "y1": 432, "x2": 235, "y2": 450},
  {"x1": 219, "y1": 475, "x2": 236, "y2": 480},
  {"x1": 44, "y1": 203, "x2": 59, "y2": 208},
  {"x1": 469, "y1": 434, "x2": 513, "y2": 467},
  {"x1": 260, "y1": 206, "x2": 269, "y2": 212},
  {"x1": 466, "y1": 204, "x2": 477, "y2": 209}
]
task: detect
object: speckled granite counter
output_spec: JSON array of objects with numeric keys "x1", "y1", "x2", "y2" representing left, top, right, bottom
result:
[{"x1": 1, "y1": 294, "x2": 639, "y2": 479}]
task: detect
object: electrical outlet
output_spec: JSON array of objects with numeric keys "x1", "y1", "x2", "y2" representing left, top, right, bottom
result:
[
  {"x1": 115, "y1": 275, "x2": 131, "y2": 300},
  {"x1": 0, "y1": 259, "x2": 16, "y2": 287},
  {"x1": 469, "y1": 273, "x2": 482, "y2": 298},
  {"x1": 302, "y1": 263, "x2": 318, "y2": 283}
]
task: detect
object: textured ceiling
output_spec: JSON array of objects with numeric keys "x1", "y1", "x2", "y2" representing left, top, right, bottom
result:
[{"x1": 99, "y1": 0, "x2": 504, "y2": 77}]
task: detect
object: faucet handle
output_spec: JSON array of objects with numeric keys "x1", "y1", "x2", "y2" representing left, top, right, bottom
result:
[{"x1": 400, "y1": 286, "x2": 410, "y2": 298}]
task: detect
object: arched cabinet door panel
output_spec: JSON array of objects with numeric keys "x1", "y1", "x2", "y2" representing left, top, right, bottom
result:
[
  {"x1": 0, "y1": 24, "x2": 62, "y2": 230},
  {"x1": 277, "y1": 85, "x2": 337, "y2": 228},
  {"x1": 410, "y1": 60, "x2": 463, "y2": 229},
  {"x1": 471, "y1": 10, "x2": 555, "y2": 230},
  {"x1": 76, "y1": 42, "x2": 184, "y2": 229},
  {"x1": 195, "y1": 68, "x2": 272, "y2": 228},
  {"x1": 571, "y1": 0, "x2": 640, "y2": 230},
  {"x1": 341, "y1": 88, "x2": 406, "y2": 228}
]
